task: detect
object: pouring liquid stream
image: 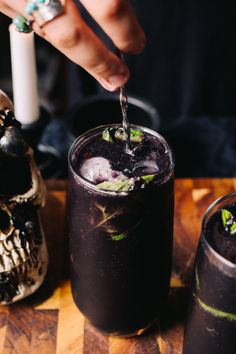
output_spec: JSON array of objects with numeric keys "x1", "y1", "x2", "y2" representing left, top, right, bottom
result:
[
  {"x1": 116, "y1": 48, "x2": 133, "y2": 154},
  {"x1": 119, "y1": 84, "x2": 132, "y2": 154}
]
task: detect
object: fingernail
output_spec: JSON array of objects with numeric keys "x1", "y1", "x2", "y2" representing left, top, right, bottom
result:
[
  {"x1": 107, "y1": 73, "x2": 129, "y2": 87},
  {"x1": 98, "y1": 78, "x2": 119, "y2": 92},
  {"x1": 99, "y1": 72, "x2": 129, "y2": 91}
]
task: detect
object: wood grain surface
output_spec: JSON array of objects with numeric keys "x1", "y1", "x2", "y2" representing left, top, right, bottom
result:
[{"x1": 1, "y1": 178, "x2": 235, "y2": 354}]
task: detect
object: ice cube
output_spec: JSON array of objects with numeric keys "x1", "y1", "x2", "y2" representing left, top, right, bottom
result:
[
  {"x1": 80, "y1": 157, "x2": 126, "y2": 184},
  {"x1": 134, "y1": 151, "x2": 159, "y2": 175},
  {"x1": 134, "y1": 159, "x2": 159, "y2": 175}
]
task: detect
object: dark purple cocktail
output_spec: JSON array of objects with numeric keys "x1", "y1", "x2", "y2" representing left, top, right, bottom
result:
[
  {"x1": 183, "y1": 192, "x2": 236, "y2": 354},
  {"x1": 68, "y1": 124, "x2": 174, "y2": 336}
]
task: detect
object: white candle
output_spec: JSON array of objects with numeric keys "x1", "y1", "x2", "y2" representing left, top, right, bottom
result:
[{"x1": 9, "y1": 24, "x2": 40, "y2": 125}]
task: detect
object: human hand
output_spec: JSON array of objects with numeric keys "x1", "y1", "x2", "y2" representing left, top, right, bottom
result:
[{"x1": 1, "y1": 0, "x2": 146, "y2": 91}]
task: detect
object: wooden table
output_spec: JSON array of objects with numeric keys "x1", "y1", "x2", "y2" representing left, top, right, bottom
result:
[{"x1": 1, "y1": 178, "x2": 236, "y2": 354}]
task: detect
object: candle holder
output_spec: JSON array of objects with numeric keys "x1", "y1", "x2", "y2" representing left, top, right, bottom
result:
[
  {"x1": 20, "y1": 107, "x2": 65, "y2": 179},
  {"x1": 0, "y1": 93, "x2": 48, "y2": 304}
]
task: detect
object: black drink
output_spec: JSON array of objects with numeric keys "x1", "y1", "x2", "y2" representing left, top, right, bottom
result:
[
  {"x1": 68, "y1": 124, "x2": 174, "y2": 336},
  {"x1": 183, "y1": 193, "x2": 236, "y2": 354}
]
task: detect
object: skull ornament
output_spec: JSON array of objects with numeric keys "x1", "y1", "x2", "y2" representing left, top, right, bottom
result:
[{"x1": 0, "y1": 90, "x2": 48, "y2": 304}]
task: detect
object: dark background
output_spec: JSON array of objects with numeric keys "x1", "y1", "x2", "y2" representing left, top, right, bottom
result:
[{"x1": 0, "y1": 1, "x2": 236, "y2": 177}]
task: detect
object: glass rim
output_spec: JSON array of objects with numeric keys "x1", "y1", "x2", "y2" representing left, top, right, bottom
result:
[
  {"x1": 201, "y1": 191, "x2": 236, "y2": 272},
  {"x1": 68, "y1": 123, "x2": 174, "y2": 196}
]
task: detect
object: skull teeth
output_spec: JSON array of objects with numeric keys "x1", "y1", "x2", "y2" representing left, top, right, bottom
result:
[
  {"x1": 11, "y1": 249, "x2": 22, "y2": 267},
  {"x1": 25, "y1": 241, "x2": 30, "y2": 255},
  {"x1": 1, "y1": 253, "x2": 14, "y2": 272},
  {"x1": 0, "y1": 246, "x2": 41, "y2": 275},
  {"x1": 3, "y1": 240, "x2": 14, "y2": 251},
  {"x1": 13, "y1": 235, "x2": 22, "y2": 248},
  {"x1": 0, "y1": 230, "x2": 36, "y2": 272},
  {"x1": 18, "y1": 248, "x2": 27, "y2": 262},
  {"x1": 0, "y1": 243, "x2": 4, "y2": 255}
]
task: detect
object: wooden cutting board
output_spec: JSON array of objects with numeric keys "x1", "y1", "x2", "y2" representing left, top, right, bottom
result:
[{"x1": 0, "y1": 178, "x2": 235, "y2": 354}]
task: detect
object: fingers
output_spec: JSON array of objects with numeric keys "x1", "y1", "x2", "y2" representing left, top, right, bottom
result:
[
  {"x1": 0, "y1": 3, "x2": 18, "y2": 18},
  {"x1": 1, "y1": 0, "x2": 29, "y2": 25},
  {"x1": 3, "y1": 0, "x2": 145, "y2": 91},
  {"x1": 37, "y1": 0, "x2": 131, "y2": 90},
  {"x1": 79, "y1": 0, "x2": 146, "y2": 54}
]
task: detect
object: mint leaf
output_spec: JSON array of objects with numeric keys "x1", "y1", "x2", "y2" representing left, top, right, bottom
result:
[
  {"x1": 141, "y1": 174, "x2": 156, "y2": 184},
  {"x1": 130, "y1": 129, "x2": 144, "y2": 142},
  {"x1": 97, "y1": 178, "x2": 134, "y2": 192},
  {"x1": 221, "y1": 209, "x2": 236, "y2": 235},
  {"x1": 197, "y1": 296, "x2": 236, "y2": 322},
  {"x1": 102, "y1": 128, "x2": 113, "y2": 143},
  {"x1": 112, "y1": 233, "x2": 127, "y2": 241},
  {"x1": 115, "y1": 128, "x2": 144, "y2": 143},
  {"x1": 221, "y1": 209, "x2": 233, "y2": 228},
  {"x1": 114, "y1": 128, "x2": 126, "y2": 141},
  {"x1": 230, "y1": 223, "x2": 236, "y2": 235}
]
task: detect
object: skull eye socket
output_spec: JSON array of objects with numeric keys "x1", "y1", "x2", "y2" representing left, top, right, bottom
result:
[{"x1": 0, "y1": 209, "x2": 11, "y2": 235}]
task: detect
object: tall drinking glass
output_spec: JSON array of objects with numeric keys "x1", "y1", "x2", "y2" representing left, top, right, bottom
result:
[
  {"x1": 183, "y1": 192, "x2": 236, "y2": 354},
  {"x1": 68, "y1": 124, "x2": 174, "y2": 336}
]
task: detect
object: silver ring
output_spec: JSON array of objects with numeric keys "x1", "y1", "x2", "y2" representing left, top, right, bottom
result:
[{"x1": 25, "y1": 0, "x2": 64, "y2": 28}]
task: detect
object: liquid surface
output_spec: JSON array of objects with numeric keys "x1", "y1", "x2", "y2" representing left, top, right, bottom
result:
[
  {"x1": 204, "y1": 203, "x2": 236, "y2": 263},
  {"x1": 71, "y1": 126, "x2": 172, "y2": 191}
]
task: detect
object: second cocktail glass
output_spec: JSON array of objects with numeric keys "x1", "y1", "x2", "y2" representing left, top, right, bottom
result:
[{"x1": 183, "y1": 192, "x2": 236, "y2": 354}]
